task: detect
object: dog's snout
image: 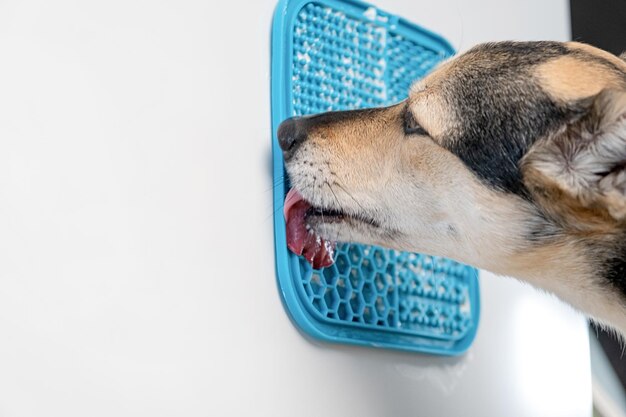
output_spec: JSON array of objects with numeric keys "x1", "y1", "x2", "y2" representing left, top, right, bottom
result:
[{"x1": 277, "y1": 117, "x2": 308, "y2": 161}]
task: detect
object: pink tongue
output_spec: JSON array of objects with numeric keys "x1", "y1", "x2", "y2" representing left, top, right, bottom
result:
[{"x1": 284, "y1": 189, "x2": 336, "y2": 269}]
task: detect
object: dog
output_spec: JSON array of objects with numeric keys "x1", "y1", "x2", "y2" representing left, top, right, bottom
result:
[{"x1": 278, "y1": 41, "x2": 626, "y2": 336}]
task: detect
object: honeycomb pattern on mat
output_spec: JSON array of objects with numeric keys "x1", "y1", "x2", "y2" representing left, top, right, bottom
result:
[
  {"x1": 298, "y1": 246, "x2": 472, "y2": 337},
  {"x1": 291, "y1": 3, "x2": 472, "y2": 339}
]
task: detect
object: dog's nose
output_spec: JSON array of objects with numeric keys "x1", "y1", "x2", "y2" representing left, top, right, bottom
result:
[{"x1": 277, "y1": 117, "x2": 307, "y2": 161}]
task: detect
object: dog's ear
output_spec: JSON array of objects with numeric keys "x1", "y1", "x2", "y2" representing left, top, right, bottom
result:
[
  {"x1": 523, "y1": 89, "x2": 626, "y2": 224},
  {"x1": 620, "y1": 52, "x2": 626, "y2": 62}
]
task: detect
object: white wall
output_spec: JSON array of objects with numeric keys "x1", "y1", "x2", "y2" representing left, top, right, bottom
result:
[{"x1": 0, "y1": 0, "x2": 590, "y2": 416}]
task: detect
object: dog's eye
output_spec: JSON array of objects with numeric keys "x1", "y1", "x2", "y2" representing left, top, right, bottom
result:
[{"x1": 404, "y1": 111, "x2": 429, "y2": 136}]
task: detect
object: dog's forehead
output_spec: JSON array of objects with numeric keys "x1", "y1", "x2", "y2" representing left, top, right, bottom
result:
[
  {"x1": 411, "y1": 41, "x2": 567, "y2": 95},
  {"x1": 411, "y1": 41, "x2": 626, "y2": 103},
  {"x1": 407, "y1": 42, "x2": 570, "y2": 141}
]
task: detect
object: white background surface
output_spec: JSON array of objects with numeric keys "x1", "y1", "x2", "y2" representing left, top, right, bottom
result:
[{"x1": 0, "y1": 0, "x2": 592, "y2": 416}]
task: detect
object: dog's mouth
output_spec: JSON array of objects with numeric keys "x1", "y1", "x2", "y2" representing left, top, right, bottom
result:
[
  {"x1": 283, "y1": 188, "x2": 337, "y2": 269},
  {"x1": 284, "y1": 188, "x2": 383, "y2": 269}
]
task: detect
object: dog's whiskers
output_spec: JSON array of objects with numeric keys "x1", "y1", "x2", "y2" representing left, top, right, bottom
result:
[
  {"x1": 312, "y1": 176, "x2": 325, "y2": 236},
  {"x1": 325, "y1": 180, "x2": 357, "y2": 243},
  {"x1": 333, "y1": 181, "x2": 368, "y2": 215}
]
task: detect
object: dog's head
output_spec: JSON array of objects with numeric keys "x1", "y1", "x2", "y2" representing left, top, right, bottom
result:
[{"x1": 279, "y1": 41, "x2": 626, "y2": 314}]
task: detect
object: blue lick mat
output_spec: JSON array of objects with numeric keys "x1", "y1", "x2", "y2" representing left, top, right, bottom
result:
[{"x1": 271, "y1": 0, "x2": 480, "y2": 355}]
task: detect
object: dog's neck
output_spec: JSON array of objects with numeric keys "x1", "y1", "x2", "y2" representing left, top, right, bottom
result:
[
  {"x1": 496, "y1": 237, "x2": 626, "y2": 335},
  {"x1": 399, "y1": 186, "x2": 626, "y2": 335}
]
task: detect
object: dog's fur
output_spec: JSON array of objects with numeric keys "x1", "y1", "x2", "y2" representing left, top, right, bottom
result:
[{"x1": 278, "y1": 41, "x2": 626, "y2": 335}]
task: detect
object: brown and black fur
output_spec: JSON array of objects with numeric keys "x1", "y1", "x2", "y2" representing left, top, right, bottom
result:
[
  {"x1": 278, "y1": 41, "x2": 626, "y2": 334},
  {"x1": 438, "y1": 42, "x2": 626, "y2": 302}
]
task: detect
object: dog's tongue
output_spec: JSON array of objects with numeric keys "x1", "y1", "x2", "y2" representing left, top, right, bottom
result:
[{"x1": 284, "y1": 189, "x2": 335, "y2": 269}]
